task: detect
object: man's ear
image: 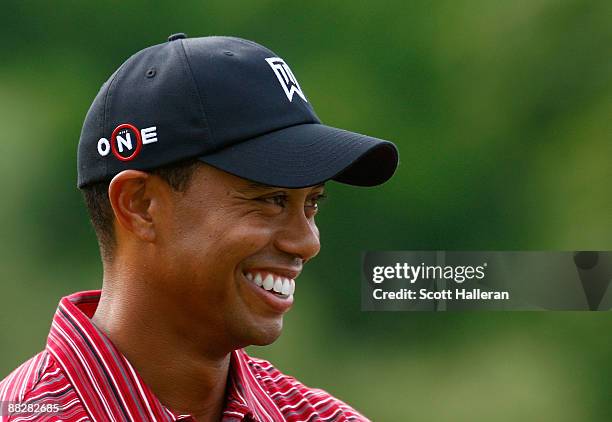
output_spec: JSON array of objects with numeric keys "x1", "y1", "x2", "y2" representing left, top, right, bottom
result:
[{"x1": 108, "y1": 170, "x2": 158, "y2": 243}]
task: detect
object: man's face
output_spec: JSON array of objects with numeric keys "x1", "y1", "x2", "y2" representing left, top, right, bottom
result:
[{"x1": 153, "y1": 164, "x2": 324, "y2": 350}]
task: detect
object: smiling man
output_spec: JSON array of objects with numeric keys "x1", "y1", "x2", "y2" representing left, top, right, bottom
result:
[{"x1": 0, "y1": 34, "x2": 397, "y2": 421}]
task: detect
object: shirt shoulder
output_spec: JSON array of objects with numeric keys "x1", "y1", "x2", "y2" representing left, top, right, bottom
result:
[
  {"x1": 243, "y1": 353, "x2": 370, "y2": 421},
  {"x1": 0, "y1": 351, "x2": 89, "y2": 421}
]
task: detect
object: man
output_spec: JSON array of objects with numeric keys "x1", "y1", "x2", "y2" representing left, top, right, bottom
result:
[{"x1": 0, "y1": 34, "x2": 398, "y2": 421}]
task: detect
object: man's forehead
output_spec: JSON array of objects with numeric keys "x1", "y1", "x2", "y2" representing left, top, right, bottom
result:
[
  {"x1": 240, "y1": 180, "x2": 325, "y2": 192},
  {"x1": 194, "y1": 163, "x2": 324, "y2": 192}
]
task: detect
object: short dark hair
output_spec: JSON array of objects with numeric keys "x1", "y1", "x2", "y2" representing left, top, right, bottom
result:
[{"x1": 80, "y1": 159, "x2": 202, "y2": 262}]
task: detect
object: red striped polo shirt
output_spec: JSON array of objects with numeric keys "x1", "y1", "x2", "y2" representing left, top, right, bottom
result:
[{"x1": 0, "y1": 290, "x2": 368, "y2": 422}]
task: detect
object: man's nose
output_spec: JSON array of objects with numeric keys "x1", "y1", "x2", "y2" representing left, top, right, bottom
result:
[{"x1": 273, "y1": 211, "x2": 321, "y2": 263}]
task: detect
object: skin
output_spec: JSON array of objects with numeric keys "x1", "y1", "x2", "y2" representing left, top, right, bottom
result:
[{"x1": 91, "y1": 163, "x2": 324, "y2": 422}]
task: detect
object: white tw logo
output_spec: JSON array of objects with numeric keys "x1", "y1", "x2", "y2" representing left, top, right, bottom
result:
[{"x1": 265, "y1": 57, "x2": 307, "y2": 103}]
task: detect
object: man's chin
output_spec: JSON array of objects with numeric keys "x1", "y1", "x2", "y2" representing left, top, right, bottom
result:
[{"x1": 246, "y1": 318, "x2": 284, "y2": 346}]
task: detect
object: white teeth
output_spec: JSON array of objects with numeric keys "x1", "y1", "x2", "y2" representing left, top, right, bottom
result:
[
  {"x1": 262, "y1": 274, "x2": 274, "y2": 290},
  {"x1": 273, "y1": 277, "x2": 283, "y2": 293},
  {"x1": 246, "y1": 271, "x2": 296, "y2": 297},
  {"x1": 281, "y1": 278, "x2": 291, "y2": 295}
]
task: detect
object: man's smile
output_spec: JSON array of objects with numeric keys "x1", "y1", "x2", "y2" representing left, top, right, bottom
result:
[
  {"x1": 246, "y1": 271, "x2": 296, "y2": 297},
  {"x1": 242, "y1": 269, "x2": 298, "y2": 313}
]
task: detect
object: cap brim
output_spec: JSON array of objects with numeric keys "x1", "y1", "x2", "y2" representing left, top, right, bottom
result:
[{"x1": 198, "y1": 123, "x2": 398, "y2": 188}]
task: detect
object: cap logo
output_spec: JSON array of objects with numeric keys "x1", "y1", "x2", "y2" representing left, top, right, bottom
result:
[
  {"x1": 265, "y1": 57, "x2": 307, "y2": 103},
  {"x1": 97, "y1": 124, "x2": 158, "y2": 160}
]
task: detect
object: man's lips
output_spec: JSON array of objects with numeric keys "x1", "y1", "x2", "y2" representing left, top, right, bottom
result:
[
  {"x1": 244, "y1": 270, "x2": 296, "y2": 297},
  {"x1": 241, "y1": 269, "x2": 298, "y2": 313}
]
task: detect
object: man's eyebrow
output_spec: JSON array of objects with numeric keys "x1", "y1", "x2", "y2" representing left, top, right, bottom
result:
[
  {"x1": 241, "y1": 182, "x2": 326, "y2": 192},
  {"x1": 308, "y1": 183, "x2": 326, "y2": 191},
  {"x1": 245, "y1": 181, "x2": 276, "y2": 190}
]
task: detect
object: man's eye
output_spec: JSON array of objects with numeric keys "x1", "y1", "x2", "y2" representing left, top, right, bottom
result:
[
  {"x1": 261, "y1": 195, "x2": 288, "y2": 207},
  {"x1": 305, "y1": 193, "x2": 327, "y2": 211}
]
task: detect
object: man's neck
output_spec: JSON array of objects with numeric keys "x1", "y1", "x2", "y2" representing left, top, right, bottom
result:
[{"x1": 91, "y1": 287, "x2": 231, "y2": 422}]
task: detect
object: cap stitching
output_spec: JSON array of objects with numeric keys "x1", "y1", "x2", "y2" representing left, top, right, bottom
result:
[
  {"x1": 177, "y1": 39, "x2": 214, "y2": 145},
  {"x1": 221, "y1": 36, "x2": 279, "y2": 58},
  {"x1": 101, "y1": 61, "x2": 129, "y2": 180}
]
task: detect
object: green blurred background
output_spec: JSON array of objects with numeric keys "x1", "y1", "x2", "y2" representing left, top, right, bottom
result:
[{"x1": 1, "y1": 1, "x2": 611, "y2": 420}]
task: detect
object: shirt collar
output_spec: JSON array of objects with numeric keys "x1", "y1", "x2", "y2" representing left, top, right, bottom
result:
[{"x1": 45, "y1": 290, "x2": 278, "y2": 422}]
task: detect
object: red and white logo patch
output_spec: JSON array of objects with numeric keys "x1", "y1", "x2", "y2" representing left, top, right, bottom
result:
[{"x1": 97, "y1": 124, "x2": 158, "y2": 160}]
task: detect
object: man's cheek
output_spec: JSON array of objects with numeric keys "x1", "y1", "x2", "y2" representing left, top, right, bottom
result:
[{"x1": 229, "y1": 225, "x2": 274, "y2": 251}]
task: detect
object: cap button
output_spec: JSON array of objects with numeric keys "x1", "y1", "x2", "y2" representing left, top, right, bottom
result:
[{"x1": 167, "y1": 33, "x2": 187, "y2": 42}]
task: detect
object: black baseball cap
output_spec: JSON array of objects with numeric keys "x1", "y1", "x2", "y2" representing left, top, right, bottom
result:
[{"x1": 77, "y1": 34, "x2": 398, "y2": 189}]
